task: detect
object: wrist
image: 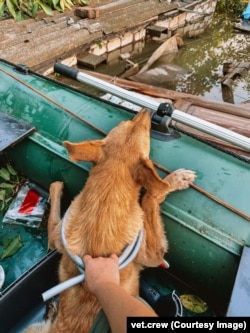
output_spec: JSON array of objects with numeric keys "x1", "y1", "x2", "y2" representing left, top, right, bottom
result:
[{"x1": 92, "y1": 281, "x2": 119, "y2": 298}]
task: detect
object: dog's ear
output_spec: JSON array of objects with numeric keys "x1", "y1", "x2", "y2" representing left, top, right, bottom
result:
[
  {"x1": 63, "y1": 140, "x2": 104, "y2": 163},
  {"x1": 133, "y1": 158, "x2": 170, "y2": 196}
]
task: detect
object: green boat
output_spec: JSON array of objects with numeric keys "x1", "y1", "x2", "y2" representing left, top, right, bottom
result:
[{"x1": 0, "y1": 58, "x2": 249, "y2": 331}]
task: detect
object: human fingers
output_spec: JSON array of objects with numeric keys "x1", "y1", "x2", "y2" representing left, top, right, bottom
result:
[
  {"x1": 109, "y1": 253, "x2": 119, "y2": 263},
  {"x1": 83, "y1": 254, "x2": 120, "y2": 295}
]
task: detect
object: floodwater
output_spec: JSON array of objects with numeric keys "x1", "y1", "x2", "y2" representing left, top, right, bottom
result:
[
  {"x1": 58, "y1": 14, "x2": 250, "y2": 104},
  {"x1": 170, "y1": 16, "x2": 250, "y2": 104}
]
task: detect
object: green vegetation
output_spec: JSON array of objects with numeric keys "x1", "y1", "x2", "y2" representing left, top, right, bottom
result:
[
  {"x1": 216, "y1": 0, "x2": 245, "y2": 17},
  {"x1": 0, "y1": 163, "x2": 25, "y2": 213},
  {"x1": 0, "y1": 0, "x2": 90, "y2": 21}
]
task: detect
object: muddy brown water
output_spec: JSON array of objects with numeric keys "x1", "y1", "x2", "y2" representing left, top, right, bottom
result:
[{"x1": 55, "y1": 15, "x2": 250, "y2": 105}]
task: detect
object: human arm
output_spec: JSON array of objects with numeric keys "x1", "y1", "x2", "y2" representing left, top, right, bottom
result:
[{"x1": 83, "y1": 254, "x2": 157, "y2": 333}]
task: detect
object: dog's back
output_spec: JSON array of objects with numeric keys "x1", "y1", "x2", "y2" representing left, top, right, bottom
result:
[
  {"x1": 24, "y1": 109, "x2": 196, "y2": 332},
  {"x1": 50, "y1": 110, "x2": 152, "y2": 332},
  {"x1": 63, "y1": 109, "x2": 151, "y2": 258}
]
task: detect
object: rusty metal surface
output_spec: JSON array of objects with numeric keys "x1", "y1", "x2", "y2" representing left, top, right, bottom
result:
[{"x1": 0, "y1": 113, "x2": 35, "y2": 151}]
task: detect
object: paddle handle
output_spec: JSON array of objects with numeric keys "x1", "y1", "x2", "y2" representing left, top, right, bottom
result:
[
  {"x1": 54, "y1": 63, "x2": 78, "y2": 80},
  {"x1": 54, "y1": 62, "x2": 160, "y2": 111}
]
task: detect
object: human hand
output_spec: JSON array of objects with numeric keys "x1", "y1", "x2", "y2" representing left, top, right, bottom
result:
[{"x1": 83, "y1": 254, "x2": 120, "y2": 296}]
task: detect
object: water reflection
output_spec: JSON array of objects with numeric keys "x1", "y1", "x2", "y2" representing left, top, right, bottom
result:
[
  {"x1": 93, "y1": 15, "x2": 250, "y2": 104},
  {"x1": 170, "y1": 16, "x2": 250, "y2": 103},
  {"x1": 57, "y1": 15, "x2": 250, "y2": 105}
]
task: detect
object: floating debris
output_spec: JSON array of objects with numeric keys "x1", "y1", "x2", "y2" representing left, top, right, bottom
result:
[{"x1": 180, "y1": 294, "x2": 208, "y2": 313}]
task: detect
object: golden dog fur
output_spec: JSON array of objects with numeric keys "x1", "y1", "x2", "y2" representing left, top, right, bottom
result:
[{"x1": 24, "y1": 109, "x2": 196, "y2": 333}]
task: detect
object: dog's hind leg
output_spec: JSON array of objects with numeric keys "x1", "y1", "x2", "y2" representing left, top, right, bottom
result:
[
  {"x1": 47, "y1": 181, "x2": 64, "y2": 251},
  {"x1": 22, "y1": 299, "x2": 58, "y2": 333},
  {"x1": 23, "y1": 321, "x2": 51, "y2": 333},
  {"x1": 136, "y1": 190, "x2": 168, "y2": 267}
]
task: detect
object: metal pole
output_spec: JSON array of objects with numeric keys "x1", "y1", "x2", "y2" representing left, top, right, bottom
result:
[
  {"x1": 54, "y1": 63, "x2": 250, "y2": 151},
  {"x1": 172, "y1": 110, "x2": 250, "y2": 151}
]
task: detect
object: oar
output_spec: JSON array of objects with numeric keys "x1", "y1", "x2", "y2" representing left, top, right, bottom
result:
[{"x1": 54, "y1": 63, "x2": 250, "y2": 152}]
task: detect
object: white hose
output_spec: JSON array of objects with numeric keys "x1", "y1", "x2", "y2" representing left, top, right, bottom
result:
[
  {"x1": 42, "y1": 210, "x2": 143, "y2": 301},
  {"x1": 42, "y1": 274, "x2": 85, "y2": 302}
]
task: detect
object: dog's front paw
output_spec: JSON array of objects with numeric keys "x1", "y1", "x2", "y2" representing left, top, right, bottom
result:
[{"x1": 165, "y1": 168, "x2": 196, "y2": 191}]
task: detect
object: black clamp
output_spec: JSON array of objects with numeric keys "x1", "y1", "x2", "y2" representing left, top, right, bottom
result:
[
  {"x1": 150, "y1": 103, "x2": 180, "y2": 141},
  {"x1": 14, "y1": 64, "x2": 30, "y2": 75},
  {"x1": 157, "y1": 102, "x2": 174, "y2": 117}
]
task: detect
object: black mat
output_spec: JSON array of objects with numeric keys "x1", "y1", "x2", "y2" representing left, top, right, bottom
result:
[{"x1": 0, "y1": 113, "x2": 35, "y2": 151}]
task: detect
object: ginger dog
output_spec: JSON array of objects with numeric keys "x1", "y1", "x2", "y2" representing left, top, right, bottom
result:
[{"x1": 24, "y1": 109, "x2": 196, "y2": 333}]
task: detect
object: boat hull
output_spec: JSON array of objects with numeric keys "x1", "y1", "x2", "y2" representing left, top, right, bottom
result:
[{"x1": 0, "y1": 59, "x2": 249, "y2": 326}]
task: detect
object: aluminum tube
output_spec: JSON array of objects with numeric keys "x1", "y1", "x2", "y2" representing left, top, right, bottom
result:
[
  {"x1": 76, "y1": 71, "x2": 250, "y2": 151},
  {"x1": 76, "y1": 71, "x2": 159, "y2": 111},
  {"x1": 172, "y1": 110, "x2": 250, "y2": 151},
  {"x1": 54, "y1": 64, "x2": 250, "y2": 151}
]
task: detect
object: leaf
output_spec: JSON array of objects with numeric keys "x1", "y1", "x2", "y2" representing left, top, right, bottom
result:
[
  {"x1": 36, "y1": 1, "x2": 53, "y2": 16},
  {"x1": 16, "y1": 10, "x2": 25, "y2": 21},
  {"x1": 0, "y1": 202, "x2": 6, "y2": 212},
  {"x1": 5, "y1": 197, "x2": 13, "y2": 204},
  {"x1": 0, "y1": 168, "x2": 10, "y2": 181},
  {"x1": 59, "y1": 0, "x2": 64, "y2": 11},
  {"x1": 6, "y1": 164, "x2": 17, "y2": 176},
  {"x1": 32, "y1": 2, "x2": 39, "y2": 17},
  {"x1": 10, "y1": 0, "x2": 19, "y2": 7},
  {"x1": 0, "y1": 189, "x2": 5, "y2": 201},
  {"x1": 79, "y1": 0, "x2": 90, "y2": 5},
  {"x1": 0, "y1": 183, "x2": 15, "y2": 189},
  {"x1": 2, "y1": 235, "x2": 11, "y2": 248},
  {"x1": 180, "y1": 294, "x2": 208, "y2": 313},
  {"x1": 0, "y1": 2, "x2": 4, "y2": 17},
  {"x1": 0, "y1": 197, "x2": 12, "y2": 213},
  {"x1": 6, "y1": 0, "x2": 17, "y2": 20},
  {"x1": 65, "y1": 0, "x2": 74, "y2": 6},
  {"x1": 1, "y1": 235, "x2": 23, "y2": 259},
  {"x1": 64, "y1": 3, "x2": 72, "y2": 10},
  {"x1": 52, "y1": 0, "x2": 60, "y2": 7}
]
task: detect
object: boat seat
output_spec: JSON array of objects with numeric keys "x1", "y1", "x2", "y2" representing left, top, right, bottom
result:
[
  {"x1": 226, "y1": 245, "x2": 250, "y2": 316},
  {"x1": 0, "y1": 113, "x2": 35, "y2": 152}
]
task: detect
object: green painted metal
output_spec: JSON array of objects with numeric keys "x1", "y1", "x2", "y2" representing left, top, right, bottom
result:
[{"x1": 0, "y1": 59, "x2": 249, "y2": 315}]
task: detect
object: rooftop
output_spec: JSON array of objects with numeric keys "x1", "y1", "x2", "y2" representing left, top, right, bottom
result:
[{"x1": 0, "y1": 0, "x2": 210, "y2": 73}]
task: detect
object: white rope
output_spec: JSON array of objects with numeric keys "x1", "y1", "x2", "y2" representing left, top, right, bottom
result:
[{"x1": 42, "y1": 209, "x2": 143, "y2": 301}]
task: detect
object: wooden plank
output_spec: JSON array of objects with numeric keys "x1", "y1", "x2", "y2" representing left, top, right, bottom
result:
[
  {"x1": 77, "y1": 53, "x2": 106, "y2": 69},
  {"x1": 221, "y1": 62, "x2": 250, "y2": 84},
  {"x1": 234, "y1": 20, "x2": 250, "y2": 33},
  {"x1": 174, "y1": 99, "x2": 250, "y2": 138},
  {"x1": 75, "y1": 7, "x2": 100, "y2": 19},
  {"x1": 146, "y1": 25, "x2": 168, "y2": 38}
]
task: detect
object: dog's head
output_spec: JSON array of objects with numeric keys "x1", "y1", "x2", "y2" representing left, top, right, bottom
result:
[
  {"x1": 63, "y1": 109, "x2": 151, "y2": 165},
  {"x1": 63, "y1": 109, "x2": 166, "y2": 192}
]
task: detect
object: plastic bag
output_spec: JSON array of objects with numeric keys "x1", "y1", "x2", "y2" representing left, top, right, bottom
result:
[{"x1": 2, "y1": 181, "x2": 48, "y2": 228}]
